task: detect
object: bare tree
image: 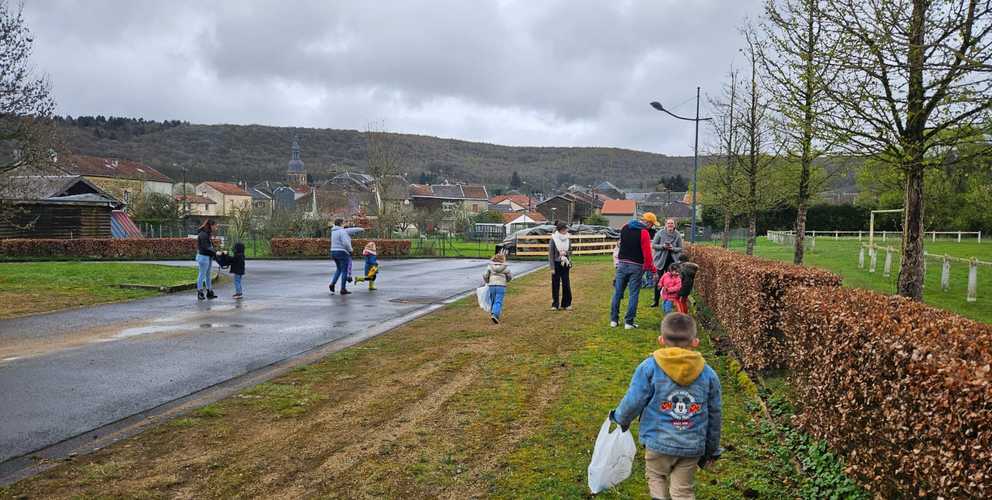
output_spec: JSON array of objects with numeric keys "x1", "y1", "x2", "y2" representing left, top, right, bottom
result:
[
  {"x1": 762, "y1": 0, "x2": 844, "y2": 264},
  {"x1": 706, "y1": 68, "x2": 746, "y2": 248},
  {"x1": 365, "y1": 122, "x2": 403, "y2": 237},
  {"x1": 736, "y1": 28, "x2": 782, "y2": 255},
  {"x1": 819, "y1": 0, "x2": 992, "y2": 300},
  {"x1": 0, "y1": 0, "x2": 60, "y2": 225}
]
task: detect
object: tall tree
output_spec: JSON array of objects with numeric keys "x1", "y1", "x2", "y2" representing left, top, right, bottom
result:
[
  {"x1": 819, "y1": 0, "x2": 992, "y2": 300},
  {"x1": 365, "y1": 122, "x2": 401, "y2": 237},
  {"x1": 510, "y1": 170, "x2": 523, "y2": 189},
  {"x1": 706, "y1": 68, "x2": 745, "y2": 248},
  {"x1": 762, "y1": 0, "x2": 842, "y2": 264},
  {"x1": 737, "y1": 29, "x2": 781, "y2": 255}
]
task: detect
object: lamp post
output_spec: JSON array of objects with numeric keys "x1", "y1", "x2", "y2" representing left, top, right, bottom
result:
[{"x1": 650, "y1": 87, "x2": 712, "y2": 242}]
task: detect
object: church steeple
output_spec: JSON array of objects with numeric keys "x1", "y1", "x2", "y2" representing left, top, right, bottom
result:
[{"x1": 287, "y1": 135, "x2": 307, "y2": 187}]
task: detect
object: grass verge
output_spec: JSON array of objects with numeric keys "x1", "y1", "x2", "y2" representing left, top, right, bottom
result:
[
  {"x1": 3, "y1": 261, "x2": 834, "y2": 498},
  {"x1": 0, "y1": 262, "x2": 196, "y2": 319}
]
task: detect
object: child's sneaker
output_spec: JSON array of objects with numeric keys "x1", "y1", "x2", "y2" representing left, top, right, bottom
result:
[
  {"x1": 624, "y1": 323, "x2": 638, "y2": 330},
  {"x1": 233, "y1": 293, "x2": 243, "y2": 300},
  {"x1": 369, "y1": 282, "x2": 376, "y2": 291},
  {"x1": 610, "y1": 321, "x2": 619, "y2": 328},
  {"x1": 490, "y1": 314, "x2": 499, "y2": 324},
  {"x1": 354, "y1": 276, "x2": 365, "y2": 283}
]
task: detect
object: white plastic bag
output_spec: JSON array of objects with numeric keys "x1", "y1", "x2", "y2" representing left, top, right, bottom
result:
[
  {"x1": 476, "y1": 285, "x2": 491, "y2": 312},
  {"x1": 588, "y1": 415, "x2": 636, "y2": 494}
]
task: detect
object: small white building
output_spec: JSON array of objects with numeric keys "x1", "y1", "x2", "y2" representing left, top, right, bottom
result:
[
  {"x1": 503, "y1": 211, "x2": 547, "y2": 234},
  {"x1": 196, "y1": 181, "x2": 252, "y2": 216}
]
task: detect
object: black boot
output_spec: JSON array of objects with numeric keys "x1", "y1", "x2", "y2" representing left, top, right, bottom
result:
[
  {"x1": 206, "y1": 290, "x2": 217, "y2": 300},
  {"x1": 329, "y1": 284, "x2": 335, "y2": 294},
  {"x1": 197, "y1": 290, "x2": 205, "y2": 300},
  {"x1": 340, "y1": 288, "x2": 352, "y2": 295}
]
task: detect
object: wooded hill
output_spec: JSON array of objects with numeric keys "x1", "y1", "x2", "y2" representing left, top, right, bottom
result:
[{"x1": 54, "y1": 116, "x2": 697, "y2": 190}]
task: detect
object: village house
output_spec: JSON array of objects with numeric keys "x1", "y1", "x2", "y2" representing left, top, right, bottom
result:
[
  {"x1": 600, "y1": 199, "x2": 638, "y2": 228},
  {"x1": 489, "y1": 194, "x2": 535, "y2": 212},
  {"x1": 409, "y1": 183, "x2": 490, "y2": 214},
  {"x1": 195, "y1": 181, "x2": 252, "y2": 217},
  {"x1": 536, "y1": 190, "x2": 603, "y2": 223},
  {"x1": 60, "y1": 154, "x2": 173, "y2": 205},
  {"x1": 503, "y1": 210, "x2": 547, "y2": 234},
  {"x1": 175, "y1": 194, "x2": 219, "y2": 217},
  {"x1": 593, "y1": 180, "x2": 625, "y2": 200}
]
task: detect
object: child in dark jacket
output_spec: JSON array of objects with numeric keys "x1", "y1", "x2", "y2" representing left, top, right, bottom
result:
[
  {"x1": 354, "y1": 242, "x2": 379, "y2": 290},
  {"x1": 230, "y1": 242, "x2": 246, "y2": 299},
  {"x1": 676, "y1": 254, "x2": 699, "y2": 314},
  {"x1": 611, "y1": 313, "x2": 722, "y2": 500}
]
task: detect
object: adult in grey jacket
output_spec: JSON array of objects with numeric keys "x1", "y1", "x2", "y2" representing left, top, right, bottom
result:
[
  {"x1": 651, "y1": 218, "x2": 683, "y2": 307},
  {"x1": 328, "y1": 219, "x2": 364, "y2": 295},
  {"x1": 548, "y1": 222, "x2": 573, "y2": 310}
]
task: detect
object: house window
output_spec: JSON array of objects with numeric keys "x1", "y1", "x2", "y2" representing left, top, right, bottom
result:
[
  {"x1": 442, "y1": 201, "x2": 456, "y2": 212},
  {"x1": 123, "y1": 190, "x2": 131, "y2": 204}
]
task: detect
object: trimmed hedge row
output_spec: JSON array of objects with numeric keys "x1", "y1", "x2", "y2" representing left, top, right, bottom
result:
[
  {"x1": 0, "y1": 238, "x2": 205, "y2": 260},
  {"x1": 269, "y1": 238, "x2": 411, "y2": 258},
  {"x1": 783, "y1": 286, "x2": 992, "y2": 498},
  {"x1": 687, "y1": 245, "x2": 841, "y2": 370},
  {"x1": 687, "y1": 244, "x2": 992, "y2": 496}
]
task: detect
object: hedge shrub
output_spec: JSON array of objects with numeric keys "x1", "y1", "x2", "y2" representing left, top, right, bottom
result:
[
  {"x1": 782, "y1": 286, "x2": 992, "y2": 498},
  {"x1": 0, "y1": 238, "x2": 205, "y2": 260},
  {"x1": 687, "y1": 244, "x2": 841, "y2": 370},
  {"x1": 270, "y1": 238, "x2": 411, "y2": 258}
]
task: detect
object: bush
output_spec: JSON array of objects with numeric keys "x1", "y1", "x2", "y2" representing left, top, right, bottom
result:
[
  {"x1": 270, "y1": 238, "x2": 411, "y2": 258},
  {"x1": 782, "y1": 286, "x2": 992, "y2": 498},
  {"x1": 686, "y1": 244, "x2": 841, "y2": 370},
  {"x1": 0, "y1": 238, "x2": 207, "y2": 260}
]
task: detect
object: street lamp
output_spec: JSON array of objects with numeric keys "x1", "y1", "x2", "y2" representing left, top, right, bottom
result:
[{"x1": 650, "y1": 87, "x2": 712, "y2": 242}]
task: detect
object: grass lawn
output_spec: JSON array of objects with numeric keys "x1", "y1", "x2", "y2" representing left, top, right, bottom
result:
[
  {"x1": 1, "y1": 261, "x2": 857, "y2": 498},
  {"x1": 0, "y1": 262, "x2": 197, "y2": 319},
  {"x1": 730, "y1": 237, "x2": 992, "y2": 324}
]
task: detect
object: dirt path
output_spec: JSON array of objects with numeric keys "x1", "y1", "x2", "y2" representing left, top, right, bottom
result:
[{"x1": 1, "y1": 262, "x2": 603, "y2": 499}]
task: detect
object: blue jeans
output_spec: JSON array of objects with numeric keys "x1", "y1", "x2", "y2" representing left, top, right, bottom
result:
[
  {"x1": 662, "y1": 299, "x2": 674, "y2": 314},
  {"x1": 489, "y1": 285, "x2": 506, "y2": 318},
  {"x1": 331, "y1": 250, "x2": 352, "y2": 288},
  {"x1": 611, "y1": 262, "x2": 643, "y2": 325},
  {"x1": 234, "y1": 274, "x2": 243, "y2": 295},
  {"x1": 196, "y1": 254, "x2": 212, "y2": 291}
]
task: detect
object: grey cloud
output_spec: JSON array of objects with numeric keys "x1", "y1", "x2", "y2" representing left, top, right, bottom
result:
[{"x1": 23, "y1": 0, "x2": 762, "y2": 154}]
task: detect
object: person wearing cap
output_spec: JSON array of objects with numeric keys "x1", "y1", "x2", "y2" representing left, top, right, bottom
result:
[
  {"x1": 610, "y1": 212, "x2": 659, "y2": 329},
  {"x1": 651, "y1": 218, "x2": 684, "y2": 308}
]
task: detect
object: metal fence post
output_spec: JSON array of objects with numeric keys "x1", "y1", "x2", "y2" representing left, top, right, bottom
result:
[
  {"x1": 932, "y1": 231, "x2": 937, "y2": 242},
  {"x1": 869, "y1": 246, "x2": 877, "y2": 273},
  {"x1": 967, "y1": 258, "x2": 978, "y2": 302},
  {"x1": 859, "y1": 246, "x2": 865, "y2": 269},
  {"x1": 958, "y1": 231, "x2": 962, "y2": 243},
  {"x1": 858, "y1": 230, "x2": 863, "y2": 241},
  {"x1": 810, "y1": 235, "x2": 815, "y2": 249},
  {"x1": 883, "y1": 247, "x2": 893, "y2": 277},
  {"x1": 941, "y1": 255, "x2": 951, "y2": 292}
]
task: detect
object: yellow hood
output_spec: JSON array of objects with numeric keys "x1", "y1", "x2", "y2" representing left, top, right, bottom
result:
[{"x1": 653, "y1": 347, "x2": 705, "y2": 386}]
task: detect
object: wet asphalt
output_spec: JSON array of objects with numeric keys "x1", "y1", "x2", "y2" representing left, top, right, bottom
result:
[{"x1": 0, "y1": 258, "x2": 544, "y2": 463}]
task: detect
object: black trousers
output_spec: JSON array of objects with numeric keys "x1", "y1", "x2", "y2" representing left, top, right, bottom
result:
[{"x1": 551, "y1": 261, "x2": 572, "y2": 308}]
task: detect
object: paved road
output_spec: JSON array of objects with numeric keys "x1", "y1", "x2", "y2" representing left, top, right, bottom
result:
[{"x1": 0, "y1": 258, "x2": 544, "y2": 464}]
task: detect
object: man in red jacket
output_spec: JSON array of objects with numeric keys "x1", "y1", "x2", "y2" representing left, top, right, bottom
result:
[{"x1": 610, "y1": 212, "x2": 658, "y2": 329}]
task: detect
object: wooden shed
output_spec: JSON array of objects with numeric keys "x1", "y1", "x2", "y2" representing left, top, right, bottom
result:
[{"x1": 0, "y1": 176, "x2": 121, "y2": 239}]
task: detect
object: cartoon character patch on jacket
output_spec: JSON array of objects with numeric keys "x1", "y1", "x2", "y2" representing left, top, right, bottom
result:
[{"x1": 660, "y1": 390, "x2": 702, "y2": 430}]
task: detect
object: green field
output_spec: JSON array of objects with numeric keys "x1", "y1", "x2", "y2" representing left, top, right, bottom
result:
[
  {"x1": 728, "y1": 237, "x2": 992, "y2": 323},
  {"x1": 0, "y1": 262, "x2": 197, "y2": 319}
]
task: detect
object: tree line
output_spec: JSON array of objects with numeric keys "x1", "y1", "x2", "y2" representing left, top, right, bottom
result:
[{"x1": 702, "y1": 0, "x2": 992, "y2": 300}]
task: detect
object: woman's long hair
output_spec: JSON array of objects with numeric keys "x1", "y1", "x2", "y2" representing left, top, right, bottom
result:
[{"x1": 198, "y1": 219, "x2": 214, "y2": 233}]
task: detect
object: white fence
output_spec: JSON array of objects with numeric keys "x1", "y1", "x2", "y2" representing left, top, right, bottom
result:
[
  {"x1": 859, "y1": 243, "x2": 990, "y2": 302},
  {"x1": 770, "y1": 229, "x2": 982, "y2": 243}
]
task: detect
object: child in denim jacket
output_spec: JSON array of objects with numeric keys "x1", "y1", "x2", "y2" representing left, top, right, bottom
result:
[{"x1": 610, "y1": 313, "x2": 722, "y2": 499}]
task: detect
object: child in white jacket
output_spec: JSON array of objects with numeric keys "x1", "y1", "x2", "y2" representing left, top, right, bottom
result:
[{"x1": 483, "y1": 253, "x2": 513, "y2": 324}]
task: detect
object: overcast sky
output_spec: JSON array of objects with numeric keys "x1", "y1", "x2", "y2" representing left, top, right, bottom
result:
[{"x1": 25, "y1": 0, "x2": 762, "y2": 155}]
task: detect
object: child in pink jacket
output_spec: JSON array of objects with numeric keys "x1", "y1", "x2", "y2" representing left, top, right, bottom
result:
[{"x1": 658, "y1": 263, "x2": 682, "y2": 314}]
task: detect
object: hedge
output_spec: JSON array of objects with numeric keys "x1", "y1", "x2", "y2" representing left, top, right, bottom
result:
[
  {"x1": 270, "y1": 238, "x2": 411, "y2": 258},
  {"x1": 688, "y1": 244, "x2": 992, "y2": 496},
  {"x1": 0, "y1": 238, "x2": 208, "y2": 260},
  {"x1": 687, "y1": 244, "x2": 842, "y2": 370},
  {"x1": 782, "y1": 286, "x2": 992, "y2": 498}
]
